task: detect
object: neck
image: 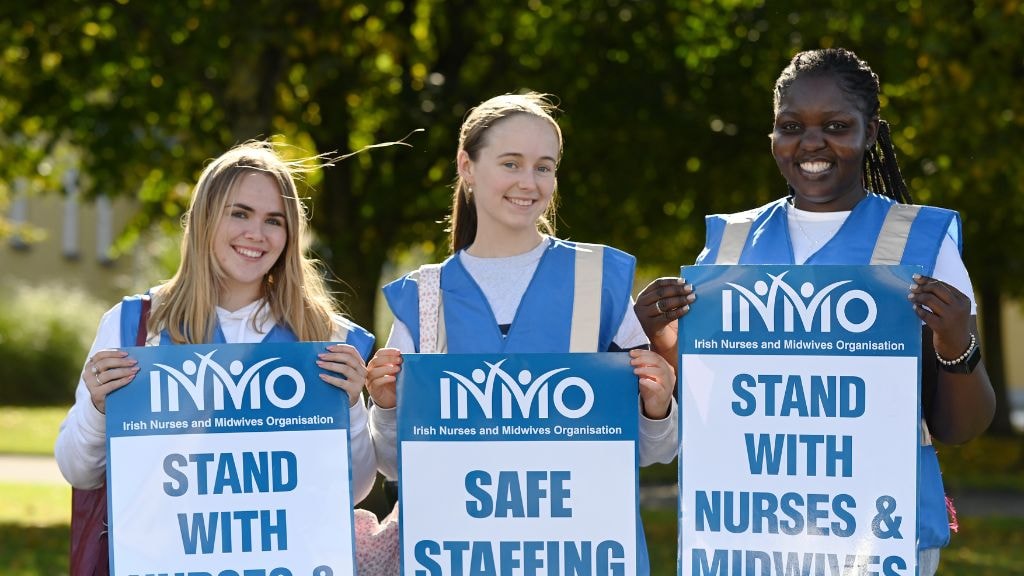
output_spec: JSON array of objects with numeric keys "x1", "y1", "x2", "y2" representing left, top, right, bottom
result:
[
  {"x1": 218, "y1": 285, "x2": 261, "y2": 312},
  {"x1": 466, "y1": 229, "x2": 544, "y2": 257},
  {"x1": 790, "y1": 189, "x2": 866, "y2": 213}
]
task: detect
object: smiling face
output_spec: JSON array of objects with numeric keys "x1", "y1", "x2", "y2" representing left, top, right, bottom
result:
[
  {"x1": 212, "y1": 171, "x2": 288, "y2": 309},
  {"x1": 771, "y1": 74, "x2": 878, "y2": 212},
  {"x1": 458, "y1": 113, "x2": 559, "y2": 252}
]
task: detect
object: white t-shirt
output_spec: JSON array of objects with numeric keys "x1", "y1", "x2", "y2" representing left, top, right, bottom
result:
[{"x1": 786, "y1": 204, "x2": 977, "y2": 313}]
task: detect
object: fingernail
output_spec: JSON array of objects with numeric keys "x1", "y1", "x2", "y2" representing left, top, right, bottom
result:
[
  {"x1": 912, "y1": 273, "x2": 921, "y2": 280},
  {"x1": 316, "y1": 360, "x2": 325, "y2": 366}
]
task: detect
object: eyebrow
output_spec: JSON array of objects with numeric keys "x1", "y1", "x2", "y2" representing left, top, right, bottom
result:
[
  {"x1": 776, "y1": 109, "x2": 858, "y2": 117},
  {"x1": 497, "y1": 152, "x2": 558, "y2": 164},
  {"x1": 229, "y1": 203, "x2": 287, "y2": 219}
]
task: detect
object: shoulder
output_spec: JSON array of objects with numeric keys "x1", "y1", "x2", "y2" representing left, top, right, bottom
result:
[
  {"x1": 383, "y1": 259, "x2": 452, "y2": 292},
  {"x1": 706, "y1": 198, "x2": 785, "y2": 225},
  {"x1": 330, "y1": 315, "x2": 375, "y2": 360},
  {"x1": 549, "y1": 237, "x2": 636, "y2": 265},
  {"x1": 331, "y1": 314, "x2": 371, "y2": 336}
]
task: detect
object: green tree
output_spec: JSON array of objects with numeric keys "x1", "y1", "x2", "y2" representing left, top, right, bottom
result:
[{"x1": 2, "y1": 0, "x2": 1020, "y2": 433}]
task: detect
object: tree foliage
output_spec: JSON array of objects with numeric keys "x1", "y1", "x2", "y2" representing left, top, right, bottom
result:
[{"x1": 2, "y1": 0, "x2": 1021, "y2": 430}]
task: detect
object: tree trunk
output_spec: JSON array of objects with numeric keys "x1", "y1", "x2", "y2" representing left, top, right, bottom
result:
[{"x1": 978, "y1": 279, "x2": 1015, "y2": 436}]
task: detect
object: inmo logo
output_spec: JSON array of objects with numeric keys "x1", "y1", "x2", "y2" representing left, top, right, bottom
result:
[
  {"x1": 722, "y1": 272, "x2": 877, "y2": 333},
  {"x1": 149, "y1": 350, "x2": 305, "y2": 412},
  {"x1": 439, "y1": 359, "x2": 594, "y2": 420}
]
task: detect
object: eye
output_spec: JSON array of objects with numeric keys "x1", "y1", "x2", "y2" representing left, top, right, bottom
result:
[
  {"x1": 231, "y1": 210, "x2": 248, "y2": 219},
  {"x1": 266, "y1": 217, "x2": 284, "y2": 227},
  {"x1": 777, "y1": 122, "x2": 801, "y2": 133},
  {"x1": 825, "y1": 121, "x2": 849, "y2": 131},
  {"x1": 536, "y1": 165, "x2": 555, "y2": 174},
  {"x1": 502, "y1": 161, "x2": 518, "y2": 169}
]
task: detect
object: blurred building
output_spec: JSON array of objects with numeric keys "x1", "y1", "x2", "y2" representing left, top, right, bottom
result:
[{"x1": 1, "y1": 172, "x2": 143, "y2": 303}]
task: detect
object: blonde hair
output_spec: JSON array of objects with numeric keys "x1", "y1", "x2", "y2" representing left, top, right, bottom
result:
[
  {"x1": 149, "y1": 141, "x2": 338, "y2": 343},
  {"x1": 449, "y1": 92, "x2": 564, "y2": 253}
]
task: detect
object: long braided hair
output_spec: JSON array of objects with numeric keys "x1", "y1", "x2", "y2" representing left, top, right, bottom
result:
[{"x1": 774, "y1": 48, "x2": 913, "y2": 204}]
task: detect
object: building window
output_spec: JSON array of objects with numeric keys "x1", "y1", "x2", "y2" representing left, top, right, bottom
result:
[
  {"x1": 8, "y1": 178, "x2": 29, "y2": 251},
  {"x1": 63, "y1": 169, "x2": 81, "y2": 260},
  {"x1": 96, "y1": 194, "x2": 114, "y2": 265}
]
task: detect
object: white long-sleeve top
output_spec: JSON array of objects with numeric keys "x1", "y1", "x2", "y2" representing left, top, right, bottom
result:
[{"x1": 54, "y1": 297, "x2": 378, "y2": 504}]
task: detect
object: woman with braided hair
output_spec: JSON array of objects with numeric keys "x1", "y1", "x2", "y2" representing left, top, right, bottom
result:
[{"x1": 638, "y1": 48, "x2": 994, "y2": 574}]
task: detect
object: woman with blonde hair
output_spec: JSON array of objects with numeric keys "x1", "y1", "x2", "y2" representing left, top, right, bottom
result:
[{"x1": 56, "y1": 141, "x2": 376, "y2": 574}]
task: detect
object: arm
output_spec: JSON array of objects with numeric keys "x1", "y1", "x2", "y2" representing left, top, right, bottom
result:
[
  {"x1": 910, "y1": 275, "x2": 995, "y2": 444},
  {"x1": 317, "y1": 342, "x2": 379, "y2": 503},
  {"x1": 347, "y1": 397, "x2": 378, "y2": 504},
  {"x1": 616, "y1": 305, "x2": 680, "y2": 464},
  {"x1": 54, "y1": 304, "x2": 138, "y2": 488},
  {"x1": 630, "y1": 349, "x2": 680, "y2": 465},
  {"x1": 366, "y1": 347, "x2": 403, "y2": 480}
]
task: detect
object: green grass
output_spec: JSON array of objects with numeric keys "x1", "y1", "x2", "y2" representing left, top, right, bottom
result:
[
  {"x1": 0, "y1": 483, "x2": 71, "y2": 576},
  {"x1": 0, "y1": 482, "x2": 70, "y2": 526},
  {"x1": 940, "y1": 517, "x2": 1024, "y2": 575},
  {"x1": 0, "y1": 524, "x2": 69, "y2": 576},
  {"x1": 936, "y1": 435, "x2": 1024, "y2": 492},
  {"x1": 0, "y1": 406, "x2": 69, "y2": 456}
]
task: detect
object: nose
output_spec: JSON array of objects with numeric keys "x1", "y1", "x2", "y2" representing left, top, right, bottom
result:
[
  {"x1": 242, "y1": 219, "x2": 265, "y2": 241},
  {"x1": 518, "y1": 170, "x2": 538, "y2": 191},
  {"x1": 800, "y1": 127, "x2": 826, "y2": 150}
]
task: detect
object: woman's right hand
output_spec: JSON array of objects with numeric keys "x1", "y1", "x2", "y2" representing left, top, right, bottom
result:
[
  {"x1": 635, "y1": 277, "x2": 694, "y2": 338},
  {"x1": 366, "y1": 348, "x2": 403, "y2": 409},
  {"x1": 84, "y1": 349, "x2": 139, "y2": 414}
]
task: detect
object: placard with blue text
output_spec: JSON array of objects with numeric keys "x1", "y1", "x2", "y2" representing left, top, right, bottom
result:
[
  {"x1": 398, "y1": 353, "x2": 640, "y2": 576},
  {"x1": 105, "y1": 342, "x2": 355, "y2": 576},
  {"x1": 678, "y1": 265, "x2": 921, "y2": 576}
]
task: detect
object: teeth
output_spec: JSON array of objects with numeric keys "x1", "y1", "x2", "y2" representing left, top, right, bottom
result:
[
  {"x1": 507, "y1": 198, "x2": 534, "y2": 207},
  {"x1": 236, "y1": 247, "x2": 263, "y2": 258},
  {"x1": 800, "y1": 161, "x2": 832, "y2": 174}
]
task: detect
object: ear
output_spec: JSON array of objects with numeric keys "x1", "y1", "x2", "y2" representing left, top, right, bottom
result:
[
  {"x1": 865, "y1": 116, "x2": 880, "y2": 149},
  {"x1": 456, "y1": 149, "x2": 474, "y2": 185}
]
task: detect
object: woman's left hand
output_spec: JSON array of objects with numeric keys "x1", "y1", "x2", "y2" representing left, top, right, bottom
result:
[
  {"x1": 630, "y1": 349, "x2": 675, "y2": 420},
  {"x1": 909, "y1": 274, "x2": 973, "y2": 359},
  {"x1": 318, "y1": 344, "x2": 368, "y2": 407}
]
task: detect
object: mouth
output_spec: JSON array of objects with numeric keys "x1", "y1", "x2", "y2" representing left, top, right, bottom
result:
[
  {"x1": 233, "y1": 246, "x2": 265, "y2": 259},
  {"x1": 506, "y1": 196, "x2": 537, "y2": 207},
  {"x1": 798, "y1": 160, "x2": 834, "y2": 175}
]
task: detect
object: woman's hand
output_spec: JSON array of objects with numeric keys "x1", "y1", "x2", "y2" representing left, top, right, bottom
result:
[
  {"x1": 630, "y1": 348, "x2": 675, "y2": 420},
  {"x1": 366, "y1": 348, "x2": 403, "y2": 409},
  {"x1": 635, "y1": 277, "x2": 695, "y2": 370},
  {"x1": 909, "y1": 274, "x2": 995, "y2": 444},
  {"x1": 318, "y1": 344, "x2": 368, "y2": 407},
  {"x1": 908, "y1": 274, "x2": 973, "y2": 358},
  {"x1": 84, "y1": 349, "x2": 139, "y2": 414}
]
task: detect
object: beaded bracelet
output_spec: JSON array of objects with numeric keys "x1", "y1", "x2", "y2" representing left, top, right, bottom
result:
[{"x1": 936, "y1": 333, "x2": 976, "y2": 366}]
